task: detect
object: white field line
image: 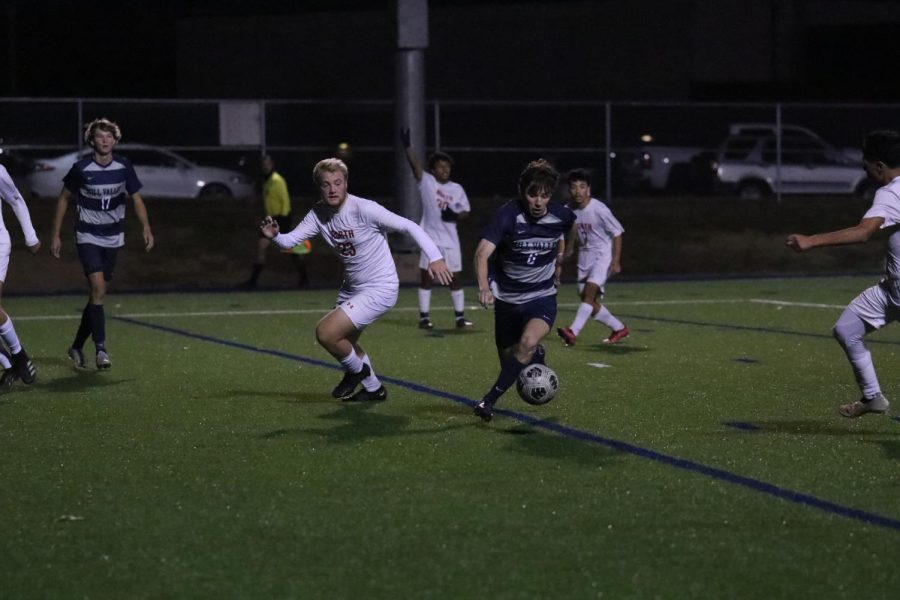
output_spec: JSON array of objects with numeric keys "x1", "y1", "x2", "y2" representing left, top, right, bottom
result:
[
  {"x1": 749, "y1": 298, "x2": 845, "y2": 310},
  {"x1": 11, "y1": 298, "x2": 825, "y2": 322}
]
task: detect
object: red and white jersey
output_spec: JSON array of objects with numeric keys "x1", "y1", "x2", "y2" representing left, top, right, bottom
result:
[
  {"x1": 572, "y1": 197, "x2": 624, "y2": 271},
  {"x1": 274, "y1": 193, "x2": 443, "y2": 289},
  {"x1": 0, "y1": 165, "x2": 38, "y2": 246},
  {"x1": 418, "y1": 172, "x2": 470, "y2": 248}
]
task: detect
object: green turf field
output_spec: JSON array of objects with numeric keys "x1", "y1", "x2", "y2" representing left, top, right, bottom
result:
[{"x1": 2, "y1": 276, "x2": 899, "y2": 599}]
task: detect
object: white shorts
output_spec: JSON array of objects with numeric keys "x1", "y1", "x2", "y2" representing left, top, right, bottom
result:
[
  {"x1": 336, "y1": 285, "x2": 399, "y2": 329},
  {"x1": 577, "y1": 256, "x2": 611, "y2": 289},
  {"x1": 420, "y1": 243, "x2": 462, "y2": 273},
  {"x1": 0, "y1": 230, "x2": 11, "y2": 282},
  {"x1": 847, "y1": 281, "x2": 900, "y2": 329}
]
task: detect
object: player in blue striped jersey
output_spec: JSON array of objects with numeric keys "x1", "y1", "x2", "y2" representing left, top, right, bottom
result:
[
  {"x1": 50, "y1": 118, "x2": 154, "y2": 370},
  {"x1": 472, "y1": 159, "x2": 577, "y2": 421}
]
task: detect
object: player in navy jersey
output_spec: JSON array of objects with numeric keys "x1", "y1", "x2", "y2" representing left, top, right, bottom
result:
[
  {"x1": 50, "y1": 118, "x2": 154, "y2": 370},
  {"x1": 472, "y1": 159, "x2": 577, "y2": 421}
]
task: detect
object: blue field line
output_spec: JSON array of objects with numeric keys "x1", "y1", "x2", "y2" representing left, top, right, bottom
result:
[{"x1": 113, "y1": 315, "x2": 900, "y2": 533}]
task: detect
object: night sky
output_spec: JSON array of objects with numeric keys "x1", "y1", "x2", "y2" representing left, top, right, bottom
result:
[{"x1": 3, "y1": 0, "x2": 900, "y2": 101}]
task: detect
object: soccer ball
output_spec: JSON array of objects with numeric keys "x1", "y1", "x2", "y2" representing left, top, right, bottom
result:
[{"x1": 516, "y1": 364, "x2": 559, "y2": 406}]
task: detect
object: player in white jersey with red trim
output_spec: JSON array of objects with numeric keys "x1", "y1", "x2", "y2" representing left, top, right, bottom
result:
[
  {"x1": 556, "y1": 169, "x2": 629, "y2": 346},
  {"x1": 0, "y1": 165, "x2": 41, "y2": 390},
  {"x1": 401, "y1": 128, "x2": 473, "y2": 330},
  {"x1": 261, "y1": 158, "x2": 452, "y2": 402},
  {"x1": 787, "y1": 130, "x2": 900, "y2": 418}
]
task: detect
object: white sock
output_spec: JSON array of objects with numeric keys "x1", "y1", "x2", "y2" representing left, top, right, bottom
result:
[
  {"x1": 451, "y1": 289, "x2": 465, "y2": 314},
  {"x1": 570, "y1": 303, "x2": 594, "y2": 335},
  {"x1": 0, "y1": 318, "x2": 22, "y2": 355},
  {"x1": 594, "y1": 306, "x2": 624, "y2": 331},
  {"x1": 360, "y1": 354, "x2": 382, "y2": 392},
  {"x1": 339, "y1": 350, "x2": 365, "y2": 374},
  {"x1": 418, "y1": 288, "x2": 431, "y2": 315}
]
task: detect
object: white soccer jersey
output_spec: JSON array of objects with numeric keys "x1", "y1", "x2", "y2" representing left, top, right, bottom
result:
[
  {"x1": 572, "y1": 197, "x2": 624, "y2": 272},
  {"x1": 864, "y1": 175, "x2": 900, "y2": 280},
  {"x1": 418, "y1": 172, "x2": 470, "y2": 248},
  {"x1": 0, "y1": 166, "x2": 39, "y2": 247},
  {"x1": 273, "y1": 193, "x2": 443, "y2": 290}
]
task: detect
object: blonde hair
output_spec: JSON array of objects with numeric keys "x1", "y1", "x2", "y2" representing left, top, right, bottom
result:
[
  {"x1": 312, "y1": 157, "x2": 348, "y2": 184},
  {"x1": 83, "y1": 118, "x2": 122, "y2": 146}
]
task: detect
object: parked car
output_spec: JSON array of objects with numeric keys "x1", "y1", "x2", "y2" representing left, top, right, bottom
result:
[
  {"x1": 27, "y1": 144, "x2": 254, "y2": 199},
  {"x1": 713, "y1": 124, "x2": 871, "y2": 200}
]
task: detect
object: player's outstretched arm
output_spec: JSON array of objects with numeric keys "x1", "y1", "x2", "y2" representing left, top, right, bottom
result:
[
  {"x1": 474, "y1": 238, "x2": 496, "y2": 308},
  {"x1": 50, "y1": 188, "x2": 72, "y2": 259},
  {"x1": 131, "y1": 192, "x2": 154, "y2": 252},
  {"x1": 400, "y1": 127, "x2": 424, "y2": 182},
  {"x1": 786, "y1": 217, "x2": 883, "y2": 252}
]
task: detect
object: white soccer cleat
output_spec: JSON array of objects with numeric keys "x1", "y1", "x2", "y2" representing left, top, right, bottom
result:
[{"x1": 839, "y1": 393, "x2": 889, "y2": 418}]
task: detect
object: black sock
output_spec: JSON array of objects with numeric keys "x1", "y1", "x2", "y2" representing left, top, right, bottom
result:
[
  {"x1": 483, "y1": 352, "x2": 526, "y2": 404},
  {"x1": 420, "y1": 312, "x2": 429, "y2": 319},
  {"x1": 88, "y1": 304, "x2": 105, "y2": 350},
  {"x1": 73, "y1": 303, "x2": 93, "y2": 349}
]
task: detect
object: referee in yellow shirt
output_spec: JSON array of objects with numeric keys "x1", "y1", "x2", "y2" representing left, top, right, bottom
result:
[{"x1": 242, "y1": 155, "x2": 308, "y2": 288}]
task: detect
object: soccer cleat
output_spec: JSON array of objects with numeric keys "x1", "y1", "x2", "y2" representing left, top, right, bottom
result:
[
  {"x1": 0, "y1": 368, "x2": 17, "y2": 393},
  {"x1": 455, "y1": 317, "x2": 474, "y2": 329},
  {"x1": 331, "y1": 364, "x2": 371, "y2": 399},
  {"x1": 473, "y1": 399, "x2": 494, "y2": 422},
  {"x1": 11, "y1": 349, "x2": 35, "y2": 384},
  {"x1": 67, "y1": 347, "x2": 86, "y2": 369},
  {"x1": 344, "y1": 385, "x2": 388, "y2": 402},
  {"x1": 418, "y1": 317, "x2": 434, "y2": 330},
  {"x1": 557, "y1": 326, "x2": 577, "y2": 346},
  {"x1": 839, "y1": 393, "x2": 890, "y2": 418},
  {"x1": 95, "y1": 350, "x2": 111, "y2": 370},
  {"x1": 603, "y1": 326, "x2": 630, "y2": 344}
]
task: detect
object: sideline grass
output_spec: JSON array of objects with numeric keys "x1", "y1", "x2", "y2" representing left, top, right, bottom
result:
[{"x1": 1, "y1": 277, "x2": 899, "y2": 599}]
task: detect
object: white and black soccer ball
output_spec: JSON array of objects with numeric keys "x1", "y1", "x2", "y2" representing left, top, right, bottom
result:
[{"x1": 516, "y1": 364, "x2": 559, "y2": 406}]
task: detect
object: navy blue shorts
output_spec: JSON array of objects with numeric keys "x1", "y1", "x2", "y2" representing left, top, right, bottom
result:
[
  {"x1": 493, "y1": 294, "x2": 557, "y2": 352},
  {"x1": 77, "y1": 243, "x2": 118, "y2": 281}
]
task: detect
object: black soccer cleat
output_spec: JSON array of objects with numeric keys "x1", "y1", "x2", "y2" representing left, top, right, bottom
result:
[
  {"x1": 331, "y1": 364, "x2": 371, "y2": 399},
  {"x1": 473, "y1": 399, "x2": 494, "y2": 422},
  {"x1": 344, "y1": 385, "x2": 388, "y2": 403},
  {"x1": 418, "y1": 317, "x2": 434, "y2": 330},
  {"x1": 11, "y1": 349, "x2": 35, "y2": 384},
  {"x1": 455, "y1": 317, "x2": 474, "y2": 330},
  {"x1": 0, "y1": 368, "x2": 18, "y2": 393}
]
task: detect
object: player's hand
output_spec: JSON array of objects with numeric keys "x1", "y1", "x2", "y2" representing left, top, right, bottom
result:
[
  {"x1": 608, "y1": 261, "x2": 621, "y2": 277},
  {"x1": 143, "y1": 228, "x2": 155, "y2": 252},
  {"x1": 786, "y1": 234, "x2": 810, "y2": 252},
  {"x1": 27, "y1": 240, "x2": 41, "y2": 255},
  {"x1": 478, "y1": 287, "x2": 494, "y2": 308},
  {"x1": 400, "y1": 127, "x2": 411, "y2": 149},
  {"x1": 260, "y1": 216, "x2": 280, "y2": 240},
  {"x1": 50, "y1": 236, "x2": 61, "y2": 259},
  {"x1": 427, "y1": 259, "x2": 453, "y2": 286}
]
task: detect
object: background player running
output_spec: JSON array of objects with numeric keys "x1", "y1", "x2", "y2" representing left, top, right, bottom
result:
[
  {"x1": 556, "y1": 168, "x2": 629, "y2": 346},
  {"x1": 473, "y1": 159, "x2": 576, "y2": 421},
  {"x1": 261, "y1": 157, "x2": 452, "y2": 402}
]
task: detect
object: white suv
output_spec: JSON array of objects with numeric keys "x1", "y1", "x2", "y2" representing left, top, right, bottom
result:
[{"x1": 713, "y1": 124, "x2": 872, "y2": 200}]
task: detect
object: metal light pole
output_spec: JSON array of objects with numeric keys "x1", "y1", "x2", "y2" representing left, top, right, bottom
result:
[{"x1": 394, "y1": 0, "x2": 428, "y2": 248}]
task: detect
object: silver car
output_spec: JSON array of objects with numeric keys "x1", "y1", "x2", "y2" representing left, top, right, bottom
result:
[{"x1": 27, "y1": 144, "x2": 254, "y2": 199}]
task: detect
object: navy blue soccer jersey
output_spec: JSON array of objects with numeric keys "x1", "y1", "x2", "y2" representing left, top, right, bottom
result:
[
  {"x1": 63, "y1": 154, "x2": 142, "y2": 248},
  {"x1": 480, "y1": 199, "x2": 576, "y2": 303}
]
